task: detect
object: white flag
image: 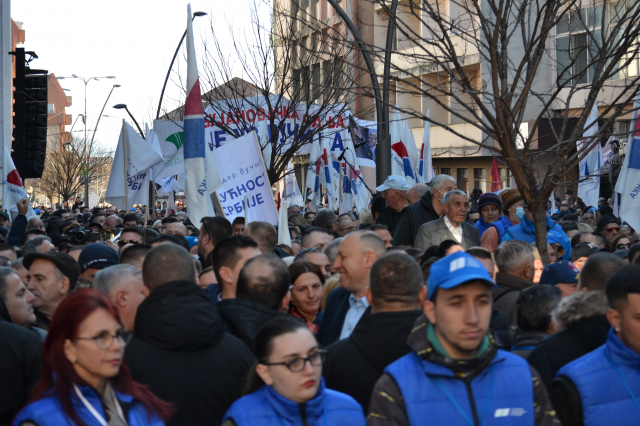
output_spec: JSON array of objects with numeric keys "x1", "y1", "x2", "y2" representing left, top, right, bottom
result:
[
  {"x1": 2, "y1": 145, "x2": 36, "y2": 220},
  {"x1": 616, "y1": 90, "x2": 640, "y2": 231},
  {"x1": 577, "y1": 100, "x2": 602, "y2": 208},
  {"x1": 277, "y1": 179, "x2": 292, "y2": 246}
]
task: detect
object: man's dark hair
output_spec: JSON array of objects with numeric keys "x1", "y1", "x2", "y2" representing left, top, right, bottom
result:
[
  {"x1": 300, "y1": 227, "x2": 328, "y2": 249},
  {"x1": 563, "y1": 213, "x2": 579, "y2": 223},
  {"x1": 571, "y1": 232, "x2": 591, "y2": 248},
  {"x1": 516, "y1": 285, "x2": 562, "y2": 332},
  {"x1": 561, "y1": 221, "x2": 579, "y2": 234},
  {"x1": 143, "y1": 244, "x2": 195, "y2": 291},
  {"x1": 606, "y1": 264, "x2": 640, "y2": 310},
  {"x1": 591, "y1": 232, "x2": 606, "y2": 248},
  {"x1": 161, "y1": 217, "x2": 178, "y2": 225},
  {"x1": 236, "y1": 254, "x2": 290, "y2": 310},
  {"x1": 367, "y1": 224, "x2": 390, "y2": 232},
  {"x1": 46, "y1": 218, "x2": 63, "y2": 235},
  {"x1": 0, "y1": 267, "x2": 20, "y2": 300},
  {"x1": 303, "y1": 211, "x2": 315, "y2": 219},
  {"x1": 119, "y1": 244, "x2": 152, "y2": 265},
  {"x1": 151, "y1": 234, "x2": 190, "y2": 252},
  {"x1": 245, "y1": 221, "x2": 277, "y2": 252},
  {"x1": 628, "y1": 243, "x2": 640, "y2": 263},
  {"x1": 579, "y1": 252, "x2": 627, "y2": 291},
  {"x1": 232, "y1": 216, "x2": 245, "y2": 226},
  {"x1": 120, "y1": 226, "x2": 144, "y2": 240},
  {"x1": 0, "y1": 243, "x2": 15, "y2": 256},
  {"x1": 201, "y1": 217, "x2": 233, "y2": 246},
  {"x1": 52, "y1": 209, "x2": 66, "y2": 218},
  {"x1": 123, "y1": 213, "x2": 138, "y2": 225},
  {"x1": 210, "y1": 235, "x2": 259, "y2": 284},
  {"x1": 21, "y1": 229, "x2": 46, "y2": 246},
  {"x1": 143, "y1": 228, "x2": 160, "y2": 245},
  {"x1": 314, "y1": 209, "x2": 337, "y2": 230},
  {"x1": 90, "y1": 214, "x2": 105, "y2": 224},
  {"x1": 467, "y1": 247, "x2": 492, "y2": 260},
  {"x1": 370, "y1": 252, "x2": 424, "y2": 306}
]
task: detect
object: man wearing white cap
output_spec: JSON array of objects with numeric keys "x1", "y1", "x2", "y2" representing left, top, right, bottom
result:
[{"x1": 375, "y1": 175, "x2": 410, "y2": 235}]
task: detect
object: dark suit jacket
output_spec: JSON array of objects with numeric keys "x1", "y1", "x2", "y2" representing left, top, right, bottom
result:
[
  {"x1": 316, "y1": 287, "x2": 371, "y2": 347},
  {"x1": 414, "y1": 216, "x2": 481, "y2": 251}
]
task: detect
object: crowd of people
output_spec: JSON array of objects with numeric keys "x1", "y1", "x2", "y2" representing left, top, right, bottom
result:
[{"x1": 1, "y1": 174, "x2": 639, "y2": 426}]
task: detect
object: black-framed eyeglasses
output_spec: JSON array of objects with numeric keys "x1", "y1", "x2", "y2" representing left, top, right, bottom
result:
[
  {"x1": 616, "y1": 243, "x2": 631, "y2": 250},
  {"x1": 200, "y1": 217, "x2": 212, "y2": 236},
  {"x1": 75, "y1": 329, "x2": 132, "y2": 350},
  {"x1": 262, "y1": 349, "x2": 327, "y2": 372}
]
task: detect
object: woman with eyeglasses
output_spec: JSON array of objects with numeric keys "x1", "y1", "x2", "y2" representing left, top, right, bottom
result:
[
  {"x1": 222, "y1": 316, "x2": 365, "y2": 426},
  {"x1": 610, "y1": 235, "x2": 632, "y2": 253},
  {"x1": 288, "y1": 262, "x2": 324, "y2": 333},
  {"x1": 13, "y1": 289, "x2": 171, "y2": 426}
]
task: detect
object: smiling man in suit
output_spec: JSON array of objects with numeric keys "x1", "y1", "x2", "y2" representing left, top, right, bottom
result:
[{"x1": 414, "y1": 189, "x2": 480, "y2": 251}]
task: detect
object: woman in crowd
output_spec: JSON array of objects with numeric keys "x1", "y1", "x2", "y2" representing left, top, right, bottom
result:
[
  {"x1": 13, "y1": 289, "x2": 171, "y2": 426},
  {"x1": 611, "y1": 234, "x2": 631, "y2": 253},
  {"x1": 475, "y1": 192, "x2": 516, "y2": 252},
  {"x1": 288, "y1": 262, "x2": 324, "y2": 332},
  {"x1": 222, "y1": 317, "x2": 365, "y2": 426}
]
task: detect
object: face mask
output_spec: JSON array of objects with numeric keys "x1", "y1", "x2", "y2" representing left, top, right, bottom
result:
[
  {"x1": 437, "y1": 189, "x2": 448, "y2": 205},
  {"x1": 515, "y1": 207, "x2": 525, "y2": 222}
]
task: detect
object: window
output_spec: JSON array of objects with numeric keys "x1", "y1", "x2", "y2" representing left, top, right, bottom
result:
[
  {"x1": 499, "y1": 167, "x2": 511, "y2": 188},
  {"x1": 556, "y1": 6, "x2": 602, "y2": 85},
  {"x1": 441, "y1": 167, "x2": 452, "y2": 176},
  {"x1": 457, "y1": 168, "x2": 468, "y2": 193},
  {"x1": 473, "y1": 168, "x2": 486, "y2": 192},
  {"x1": 47, "y1": 103, "x2": 54, "y2": 114}
]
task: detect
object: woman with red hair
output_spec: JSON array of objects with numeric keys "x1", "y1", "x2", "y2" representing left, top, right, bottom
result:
[{"x1": 13, "y1": 288, "x2": 171, "y2": 426}]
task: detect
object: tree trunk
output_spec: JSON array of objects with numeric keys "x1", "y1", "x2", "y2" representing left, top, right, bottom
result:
[{"x1": 531, "y1": 198, "x2": 549, "y2": 266}]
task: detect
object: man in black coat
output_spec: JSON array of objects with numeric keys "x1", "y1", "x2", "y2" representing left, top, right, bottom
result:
[
  {"x1": 392, "y1": 174, "x2": 455, "y2": 246},
  {"x1": 124, "y1": 244, "x2": 254, "y2": 426},
  {"x1": 323, "y1": 252, "x2": 425, "y2": 410},
  {"x1": 216, "y1": 254, "x2": 294, "y2": 348},
  {"x1": 0, "y1": 320, "x2": 42, "y2": 425}
]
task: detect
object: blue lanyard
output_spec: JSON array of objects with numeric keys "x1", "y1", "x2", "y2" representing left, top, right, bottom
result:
[
  {"x1": 276, "y1": 398, "x2": 327, "y2": 426},
  {"x1": 605, "y1": 350, "x2": 640, "y2": 416},
  {"x1": 433, "y1": 367, "x2": 495, "y2": 426}
]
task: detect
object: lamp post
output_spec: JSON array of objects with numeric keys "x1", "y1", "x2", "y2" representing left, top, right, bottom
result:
[
  {"x1": 156, "y1": 11, "x2": 207, "y2": 119},
  {"x1": 113, "y1": 104, "x2": 145, "y2": 139},
  {"x1": 58, "y1": 75, "x2": 116, "y2": 205}
]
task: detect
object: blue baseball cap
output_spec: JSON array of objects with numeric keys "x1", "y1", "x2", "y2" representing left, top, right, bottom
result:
[
  {"x1": 539, "y1": 260, "x2": 579, "y2": 286},
  {"x1": 184, "y1": 236, "x2": 198, "y2": 249},
  {"x1": 426, "y1": 251, "x2": 496, "y2": 300}
]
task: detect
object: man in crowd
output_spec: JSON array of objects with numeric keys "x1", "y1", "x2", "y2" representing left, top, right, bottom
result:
[
  {"x1": 165, "y1": 222, "x2": 188, "y2": 237},
  {"x1": 21, "y1": 236, "x2": 56, "y2": 256},
  {"x1": 393, "y1": 174, "x2": 456, "y2": 246},
  {"x1": 493, "y1": 240, "x2": 536, "y2": 325},
  {"x1": 539, "y1": 261, "x2": 580, "y2": 297},
  {"x1": 89, "y1": 213, "x2": 106, "y2": 229},
  {"x1": 300, "y1": 227, "x2": 332, "y2": 250},
  {"x1": 123, "y1": 212, "x2": 138, "y2": 227},
  {"x1": 232, "y1": 217, "x2": 245, "y2": 235},
  {"x1": 367, "y1": 252, "x2": 558, "y2": 426},
  {"x1": 117, "y1": 226, "x2": 145, "y2": 251},
  {"x1": 336, "y1": 213, "x2": 356, "y2": 236},
  {"x1": 24, "y1": 251, "x2": 80, "y2": 330},
  {"x1": 368, "y1": 224, "x2": 393, "y2": 248},
  {"x1": 317, "y1": 231, "x2": 386, "y2": 346},
  {"x1": 160, "y1": 217, "x2": 178, "y2": 233},
  {"x1": 406, "y1": 183, "x2": 429, "y2": 205},
  {"x1": 92, "y1": 264, "x2": 146, "y2": 333},
  {"x1": 0, "y1": 244, "x2": 16, "y2": 263},
  {"x1": 570, "y1": 231, "x2": 597, "y2": 247},
  {"x1": 414, "y1": 190, "x2": 480, "y2": 251},
  {"x1": 511, "y1": 285, "x2": 561, "y2": 358},
  {"x1": 104, "y1": 215, "x2": 122, "y2": 228},
  {"x1": 581, "y1": 209, "x2": 597, "y2": 229},
  {"x1": 244, "y1": 221, "x2": 286, "y2": 257},
  {"x1": 26, "y1": 217, "x2": 45, "y2": 231},
  {"x1": 0, "y1": 267, "x2": 37, "y2": 330},
  {"x1": 375, "y1": 175, "x2": 410, "y2": 235},
  {"x1": 77, "y1": 244, "x2": 119, "y2": 283},
  {"x1": 208, "y1": 235, "x2": 261, "y2": 302},
  {"x1": 198, "y1": 217, "x2": 233, "y2": 263},
  {"x1": 569, "y1": 242, "x2": 599, "y2": 270},
  {"x1": 323, "y1": 252, "x2": 425, "y2": 410},
  {"x1": 119, "y1": 244, "x2": 151, "y2": 271},
  {"x1": 315, "y1": 208, "x2": 337, "y2": 232},
  {"x1": 594, "y1": 214, "x2": 621, "y2": 250},
  {"x1": 215, "y1": 254, "x2": 291, "y2": 347},
  {"x1": 125, "y1": 244, "x2": 254, "y2": 426},
  {"x1": 294, "y1": 247, "x2": 332, "y2": 278}
]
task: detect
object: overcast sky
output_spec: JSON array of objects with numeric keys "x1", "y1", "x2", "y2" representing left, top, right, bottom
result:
[{"x1": 12, "y1": 0, "x2": 264, "y2": 151}]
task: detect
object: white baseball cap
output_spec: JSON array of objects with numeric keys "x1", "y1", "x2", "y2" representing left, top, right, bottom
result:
[{"x1": 376, "y1": 175, "x2": 410, "y2": 192}]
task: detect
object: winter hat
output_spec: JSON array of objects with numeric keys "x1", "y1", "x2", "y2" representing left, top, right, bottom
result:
[
  {"x1": 499, "y1": 189, "x2": 522, "y2": 215},
  {"x1": 23, "y1": 252, "x2": 81, "y2": 290},
  {"x1": 78, "y1": 244, "x2": 119, "y2": 272},
  {"x1": 595, "y1": 214, "x2": 621, "y2": 234},
  {"x1": 477, "y1": 193, "x2": 502, "y2": 213}
]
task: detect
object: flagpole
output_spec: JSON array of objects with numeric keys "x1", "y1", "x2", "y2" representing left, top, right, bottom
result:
[{"x1": 122, "y1": 120, "x2": 130, "y2": 212}]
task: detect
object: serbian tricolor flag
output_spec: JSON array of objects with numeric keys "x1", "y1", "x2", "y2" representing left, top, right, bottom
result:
[
  {"x1": 183, "y1": 4, "x2": 220, "y2": 225},
  {"x1": 616, "y1": 89, "x2": 640, "y2": 232},
  {"x1": 2, "y1": 145, "x2": 36, "y2": 219},
  {"x1": 391, "y1": 141, "x2": 416, "y2": 182},
  {"x1": 489, "y1": 157, "x2": 502, "y2": 192},
  {"x1": 418, "y1": 110, "x2": 433, "y2": 183}
]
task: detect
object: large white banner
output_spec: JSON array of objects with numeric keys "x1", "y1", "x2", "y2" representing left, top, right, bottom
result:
[{"x1": 211, "y1": 132, "x2": 277, "y2": 225}]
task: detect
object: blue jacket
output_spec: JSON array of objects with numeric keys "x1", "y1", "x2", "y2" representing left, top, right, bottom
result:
[
  {"x1": 503, "y1": 216, "x2": 571, "y2": 260},
  {"x1": 385, "y1": 349, "x2": 535, "y2": 425},
  {"x1": 223, "y1": 378, "x2": 365, "y2": 426},
  {"x1": 475, "y1": 216, "x2": 513, "y2": 242},
  {"x1": 555, "y1": 328, "x2": 640, "y2": 425},
  {"x1": 13, "y1": 384, "x2": 165, "y2": 426}
]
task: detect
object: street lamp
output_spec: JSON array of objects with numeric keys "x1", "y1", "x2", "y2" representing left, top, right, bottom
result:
[
  {"x1": 58, "y1": 75, "x2": 116, "y2": 204},
  {"x1": 113, "y1": 104, "x2": 145, "y2": 139},
  {"x1": 156, "y1": 11, "x2": 207, "y2": 119}
]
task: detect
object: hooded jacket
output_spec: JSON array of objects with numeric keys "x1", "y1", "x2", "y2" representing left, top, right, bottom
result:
[
  {"x1": 124, "y1": 280, "x2": 255, "y2": 426},
  {"x1": 392, "y1": 191, "x2": 440, "y2": 247},
  {"x1": 323, "y1": 310, "x2": 422, "y2": 410},
  {"x1": 216, "y1": 298, "x2": 292, "y2": 348},
  {"x1": 367, "y1": 315, "x2": 558, "y2": 426},
  {"x1": 503, "y1": 216, "x2": 572, "y2": 260},
  {"x1": 492, "y1": 273, "x2": 536, "y2": 326}
]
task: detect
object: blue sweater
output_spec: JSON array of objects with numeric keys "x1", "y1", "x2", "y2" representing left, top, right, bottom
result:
[{"x1": 503, "y1": 216, "x2": 571, "y2": 260}]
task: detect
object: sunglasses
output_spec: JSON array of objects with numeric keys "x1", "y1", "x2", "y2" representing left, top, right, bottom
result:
[
  {"x1": 604, "y1": 226, "x2": 621, "y2": 233},
  {"x1": 616, "y1": 243, "x2": 630, "y2": 250},
  {"x1": 117, "y1": 239, "x2": 141, "y2": 247}
]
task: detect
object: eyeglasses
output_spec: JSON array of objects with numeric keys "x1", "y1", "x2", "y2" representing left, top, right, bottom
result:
[
  {"x1": 616, "y1": 243, "x2": 630, "y2": 250},
  {"x1": 75, "y1": 329, "x2": 131, "y2": 350},
  {"x1": 262, "y1": 349, "x2": 327, "y2": 372},
  {"x1": 117, "y1": 239, "x2": 141, "y2": 247},
  {"x1": 604, "y1": 226, "x2": 621, "y2": 233}
]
